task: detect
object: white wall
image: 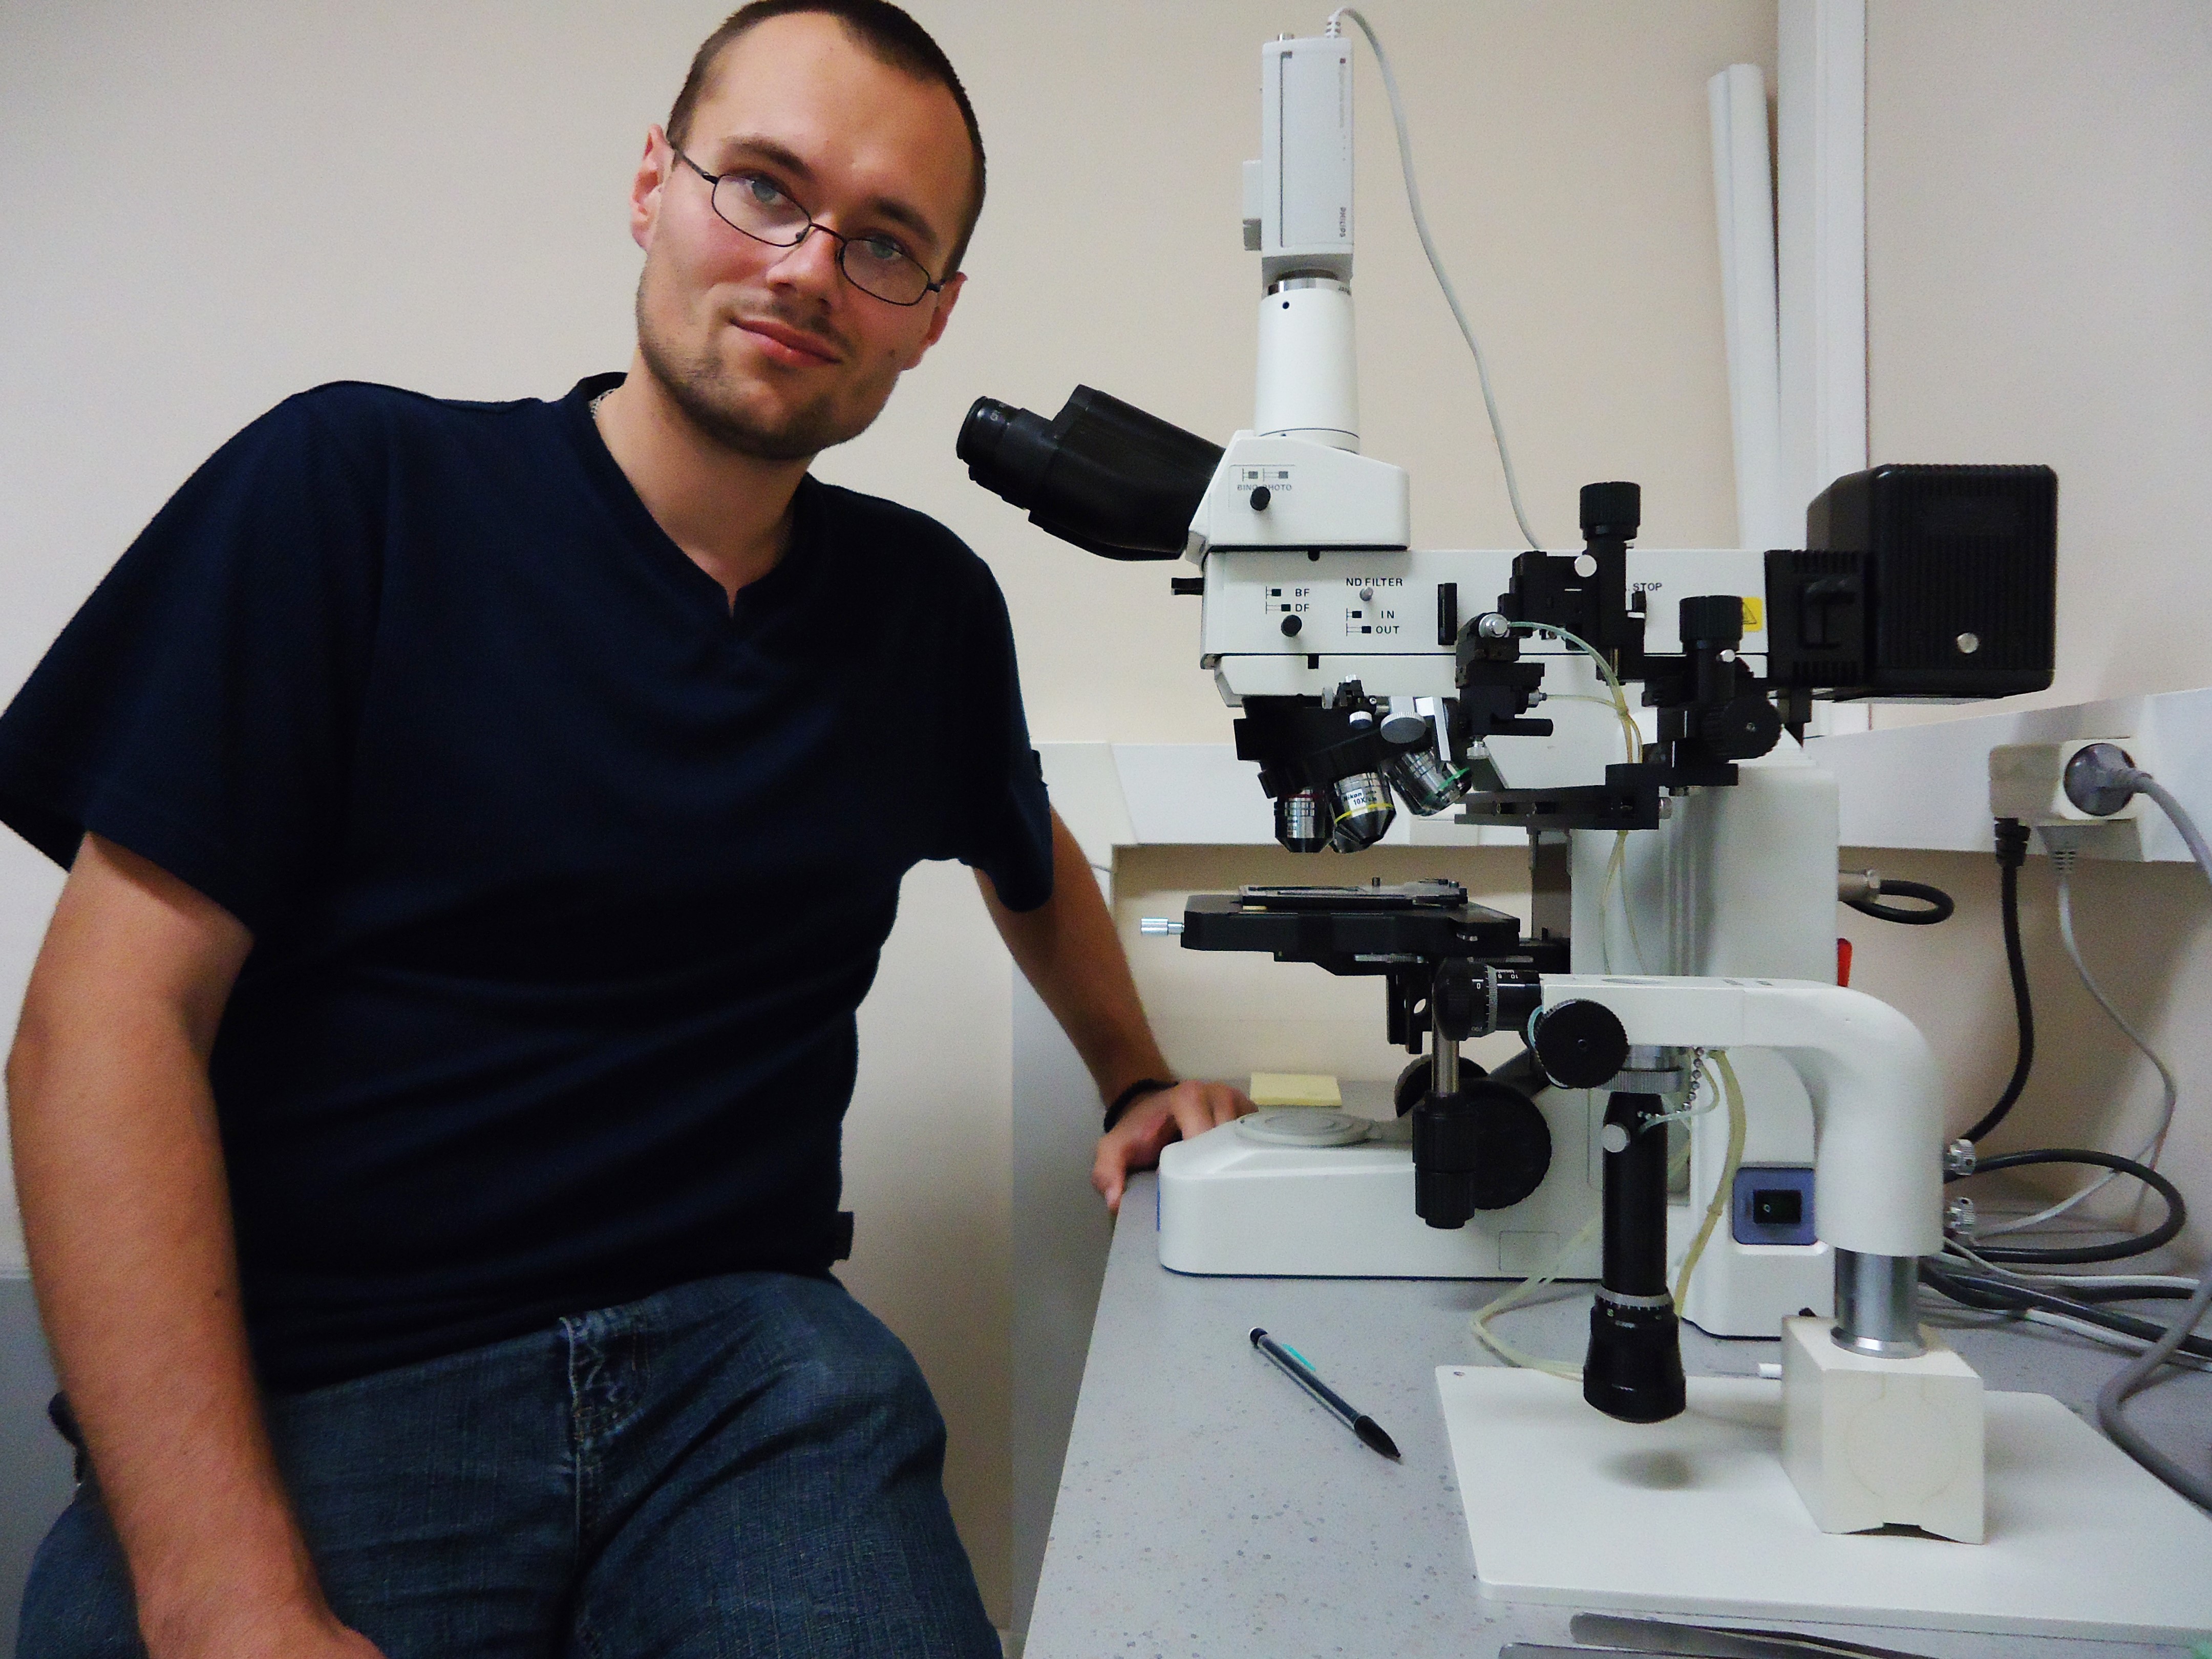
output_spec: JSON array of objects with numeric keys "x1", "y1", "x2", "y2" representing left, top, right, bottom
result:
[
  {"x1": 1856, "y1": 2, "x2": 2212, "y2": 1259},
  {"x1": 0, "y1": 0, "x2": 1777, "y2": 1625},
  {"x1": 1867, "y1": 1, "x2": 2212, "y2": 716}
]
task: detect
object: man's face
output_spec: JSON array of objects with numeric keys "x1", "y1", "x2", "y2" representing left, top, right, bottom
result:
[{"x1": 629, "y1": 12, "x2": 973, "y2": 461}]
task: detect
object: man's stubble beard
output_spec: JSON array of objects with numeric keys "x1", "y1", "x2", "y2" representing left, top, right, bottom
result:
[{"x1": 633, "y1": 272, "x2": 888, "y2": 464}]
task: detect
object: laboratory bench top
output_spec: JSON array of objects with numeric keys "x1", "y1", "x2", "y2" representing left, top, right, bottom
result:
[{"x1": 1022, "y1": 1172, "x2": 2210, "y2": 1659}]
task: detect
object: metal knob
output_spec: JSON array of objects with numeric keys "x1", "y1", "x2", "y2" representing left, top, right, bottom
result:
[{"x1": 1139, "y1": 917, "x2": 1184, "y2": 937}]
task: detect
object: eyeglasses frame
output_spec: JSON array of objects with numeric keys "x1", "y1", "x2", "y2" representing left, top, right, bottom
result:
[{"x1": 668, "y1": 144, "x2": 950, "y2": 308}]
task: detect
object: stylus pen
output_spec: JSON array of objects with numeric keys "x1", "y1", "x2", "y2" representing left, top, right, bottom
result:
[{"x1": 1248, "y1": 1327, "x2": 1401, "y2": 1460}]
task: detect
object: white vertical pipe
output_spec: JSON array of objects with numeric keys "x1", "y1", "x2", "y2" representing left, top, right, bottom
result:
[
  {"x1": 1708, "y1": 65, "x2": 1791, "y2": 553},
  {"x1": 1778, "y1": 0, "x2": 1869, "y2": 735},
  {"x1": 1779, "y1": 0, "x2": 1869, "y2": 520}
]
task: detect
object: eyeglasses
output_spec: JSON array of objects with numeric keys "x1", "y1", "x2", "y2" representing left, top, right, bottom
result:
[{"x1": 671, "y1": 146, "x2": 948, "y2": 307}]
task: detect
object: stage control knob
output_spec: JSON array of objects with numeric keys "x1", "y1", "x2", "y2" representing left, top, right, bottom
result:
[{"x1": 1531, "y1": 999, "x2": 1629, "y2": 1089}]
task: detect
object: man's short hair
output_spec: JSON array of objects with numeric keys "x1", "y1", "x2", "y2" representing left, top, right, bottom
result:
[{"x1": 666, "y1": 0, "x2": 987, "y2": 277}]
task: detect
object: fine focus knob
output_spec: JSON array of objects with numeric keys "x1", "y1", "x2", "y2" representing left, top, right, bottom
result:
[
  {"x1": 1531, "y1": 999, "x2": 1629, "y2": 1089},
  {"x1": 1281, "y1": 614, "x2": 1302, "y2": 637}
]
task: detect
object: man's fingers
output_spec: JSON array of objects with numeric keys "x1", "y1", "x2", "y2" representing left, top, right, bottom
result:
[
  {"x1": 1089, "y1": 1080, "x2": 1258, "y2": 1210},
  {"x1": 1168, "y1": 1092, "x2": 1217, "y2": 1141}
]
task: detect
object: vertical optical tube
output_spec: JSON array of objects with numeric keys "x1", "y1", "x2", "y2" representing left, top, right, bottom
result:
[
  {"x1": 1584, "y1": 1091, "x2": 1687, "y2": 1423},
  {"x1": 1255, "y1": 278, "x2": 1360, "y2": 450}
]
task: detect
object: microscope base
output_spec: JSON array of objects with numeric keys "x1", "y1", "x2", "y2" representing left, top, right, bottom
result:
[
  {"x1": 1157, "y1": 1096, "x2": 1837, "y2": 1313},
  {"x1": 1157, "y1": 1103, "x2": 1600, "y2": 1279},
  {"x1": 1780, "y1": 1315, "x2": 1985, "y2": 1542}
]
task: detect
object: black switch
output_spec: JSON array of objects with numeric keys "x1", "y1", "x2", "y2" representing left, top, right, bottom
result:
[
  {"x1": 1751, "y1": 1188, "x2": 1803, "y2": 1226},
  {"x1": 1281, "y1": 614, "x2": 1302, "y2": 637}
]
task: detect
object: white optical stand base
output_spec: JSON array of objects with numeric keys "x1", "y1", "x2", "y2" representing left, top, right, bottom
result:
[
  {"x1": 1433, "y1": 1363, "x2": 2212, "y2": 1643},
  {"x1": 1781, "y1": 1316, "x2": 1984, "y2": 1543}
]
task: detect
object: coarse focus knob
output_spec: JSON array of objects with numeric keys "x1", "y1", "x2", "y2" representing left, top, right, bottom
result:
[
  {"x1": 1411, "y1": 1080, "x2": 1554, "y2": 1225},
  {"x1": 1532, "y1": 999, "x2": 1629, "y2": 1089},
  {"x1": 1580, "y1": 480, "x2": 1641, "y2": 543},
  {"x1": 1678, "y1": 593, "x2": 1747, "y2": 648}
]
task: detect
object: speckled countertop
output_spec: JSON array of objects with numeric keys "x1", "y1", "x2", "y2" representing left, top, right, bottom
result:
[{"x1": 1023, "y1": 1172, "x2": 2209, "y2": 1659}]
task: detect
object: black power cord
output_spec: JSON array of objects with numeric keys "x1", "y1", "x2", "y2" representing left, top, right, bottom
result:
[
  {"x1": 1964, "y1": 817, "x2": 2036, "y2": 1143},
  {"x1": 1843, "y1": 878, "x2": 1954, "y2": 926},
  {"x1": 1947, "y1": 1146, "x2": 2186, "y2": 1264},
  {"x1": 1920, "y1": 1259, "x2": 2212, "y2": 1364}
]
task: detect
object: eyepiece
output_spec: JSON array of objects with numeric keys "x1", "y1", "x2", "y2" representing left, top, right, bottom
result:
[{"x1": 959, "y1": 386, "x2": 1224, "y2": 562}]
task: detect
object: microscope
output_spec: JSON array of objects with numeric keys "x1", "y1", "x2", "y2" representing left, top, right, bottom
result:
[{"x1": 961, "y1": 23, "x2": 2055, "y2": 1542}]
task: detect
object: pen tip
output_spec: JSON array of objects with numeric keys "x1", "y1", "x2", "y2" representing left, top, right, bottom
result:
[{"x1": 1355, "y1": 1417, "x2": 1401, "y2": 1460}]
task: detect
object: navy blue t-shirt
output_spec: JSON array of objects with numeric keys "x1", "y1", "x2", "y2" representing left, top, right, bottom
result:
[{"x1": 0, "y1": 374, "x2": 1054, "y2": 1390}]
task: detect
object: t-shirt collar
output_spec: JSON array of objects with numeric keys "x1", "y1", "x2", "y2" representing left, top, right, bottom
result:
[{"x1": 560, "y1": 373, "x2": 821, "y2": 616}]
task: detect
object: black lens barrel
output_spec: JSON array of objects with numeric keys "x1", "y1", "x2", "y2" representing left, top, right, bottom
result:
[{"x1": 959, "y1": 387, "x2": 1224, "y2": 562}]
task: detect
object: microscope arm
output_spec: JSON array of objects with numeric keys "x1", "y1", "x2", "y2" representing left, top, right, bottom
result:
[{"x1": 1536, "y1": 974, "x2": 1944, "y2": 1350}]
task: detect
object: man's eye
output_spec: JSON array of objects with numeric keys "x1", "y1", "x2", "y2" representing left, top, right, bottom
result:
[
  {"x1": 856, "y1": 234, "x2": 912, "y2": 265},
  {"x1": 740, "y1": 174, "x2": 790, "y2": 209}
]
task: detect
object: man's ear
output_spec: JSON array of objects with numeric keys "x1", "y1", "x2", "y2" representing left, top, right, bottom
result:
[
  {"x1": 903, "y1": 271, "x2": 966, "y2": 368},
  {"x1": 630, "y1": 125, "x2": 673, "y2": 251}
]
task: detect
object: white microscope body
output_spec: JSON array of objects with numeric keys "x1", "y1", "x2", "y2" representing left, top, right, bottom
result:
[
  {"x1": 959, "y1": 19, "x2": 2053, "y2": 1544},
  {"x1": 1155, "y1": 29, "x2": 1835, "y2": 1338}
]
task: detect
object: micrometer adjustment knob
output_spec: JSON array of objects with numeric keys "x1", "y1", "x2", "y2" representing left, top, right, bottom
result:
[
  {"x1": 1579, "y1": 480, "x2": 1641, "y2": 543},
  {"x1": 1431, "y1": 960, "x2": 1484, "y2": 1042},
  {"x1": 1531, "y1": 998, "x2": 1629, "y2": 1090},
  {"x1": 1677, "y1": 592, "x2": 1746, "y2": 648}
]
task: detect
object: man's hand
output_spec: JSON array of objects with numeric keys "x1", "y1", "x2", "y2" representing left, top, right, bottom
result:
[
  {"x1": 152, "y1": 1600, "x2": 387, "y2": 1659},
  {"x1": 1091, "y1": 1080, "x2": 1253, "y2": 1214}
]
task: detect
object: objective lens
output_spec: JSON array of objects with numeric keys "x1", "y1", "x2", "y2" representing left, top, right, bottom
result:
[
  {"x1": 1382, "y1": 748, "x2": 1467, "y2": 817},
  {"x1": 1274, "y1": 791, "x2": 1329, "y2": 854},
  {"x1": 1328, "y1": 772, "x2": 1396, "y2": 852}
]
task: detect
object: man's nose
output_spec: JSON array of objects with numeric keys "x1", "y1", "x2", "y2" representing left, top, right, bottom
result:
[{"x1": 764, "y1": 224, "x2": 845, "y2": 297}]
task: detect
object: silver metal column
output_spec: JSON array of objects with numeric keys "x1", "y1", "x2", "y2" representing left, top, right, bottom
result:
[{"x1": 1831, "y1": 1248, "x2": 1925, "y2": 1357}]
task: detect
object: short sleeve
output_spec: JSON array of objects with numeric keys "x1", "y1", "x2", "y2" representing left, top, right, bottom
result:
[
  {"x1": 0, "y1": 392, "x2": 384, "y2": 933},
  {"x1": 950, "y1": 562, "x2": 1054, "y2": 912}
]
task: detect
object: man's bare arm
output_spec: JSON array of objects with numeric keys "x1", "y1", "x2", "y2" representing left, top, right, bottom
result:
[
  {"x1": 975, "y1": 810, "x2": 1249, "y2": 1213},
  {"x1": 8, "y1": 834, "x2": 381, "y2": 1659}
]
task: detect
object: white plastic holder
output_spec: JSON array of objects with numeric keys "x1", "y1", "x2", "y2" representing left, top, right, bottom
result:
[
  {"x1": 1780, "y1": 1314, "x2": 1985, "y2": 1542},
  {"x1": 1185, "y1": 432, "x2": 1410, "y2": 557}
]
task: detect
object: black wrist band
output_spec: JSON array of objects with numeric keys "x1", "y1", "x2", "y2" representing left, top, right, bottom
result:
[{"x1": 1103, "y1": 1077, "x2": 1178, "y2": 1132}]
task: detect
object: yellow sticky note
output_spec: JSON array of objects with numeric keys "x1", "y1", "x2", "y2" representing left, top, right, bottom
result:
[{"x1": 1248, "y1": 1072, "x2": 1342, "y2": 1108}]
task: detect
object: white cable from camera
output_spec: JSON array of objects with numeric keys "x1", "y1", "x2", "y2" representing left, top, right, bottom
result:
[{"x1": 1328, "y1": 8, "x2": 1546, "y2": 550}]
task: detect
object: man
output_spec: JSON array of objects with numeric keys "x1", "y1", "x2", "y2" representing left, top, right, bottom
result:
[{"x1": 3, "y1": 4, "x2": 1246, "y2": 1654}]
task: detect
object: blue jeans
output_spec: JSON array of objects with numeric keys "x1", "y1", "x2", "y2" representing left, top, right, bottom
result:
[{"x1": 17, "y1": 1272, "x2": 998, "y2": 1658}]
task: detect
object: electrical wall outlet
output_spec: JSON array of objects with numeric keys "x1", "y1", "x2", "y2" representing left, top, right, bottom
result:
[{"x1": 1988, "y1": 738, "x2": 2149, "y2": 825}]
